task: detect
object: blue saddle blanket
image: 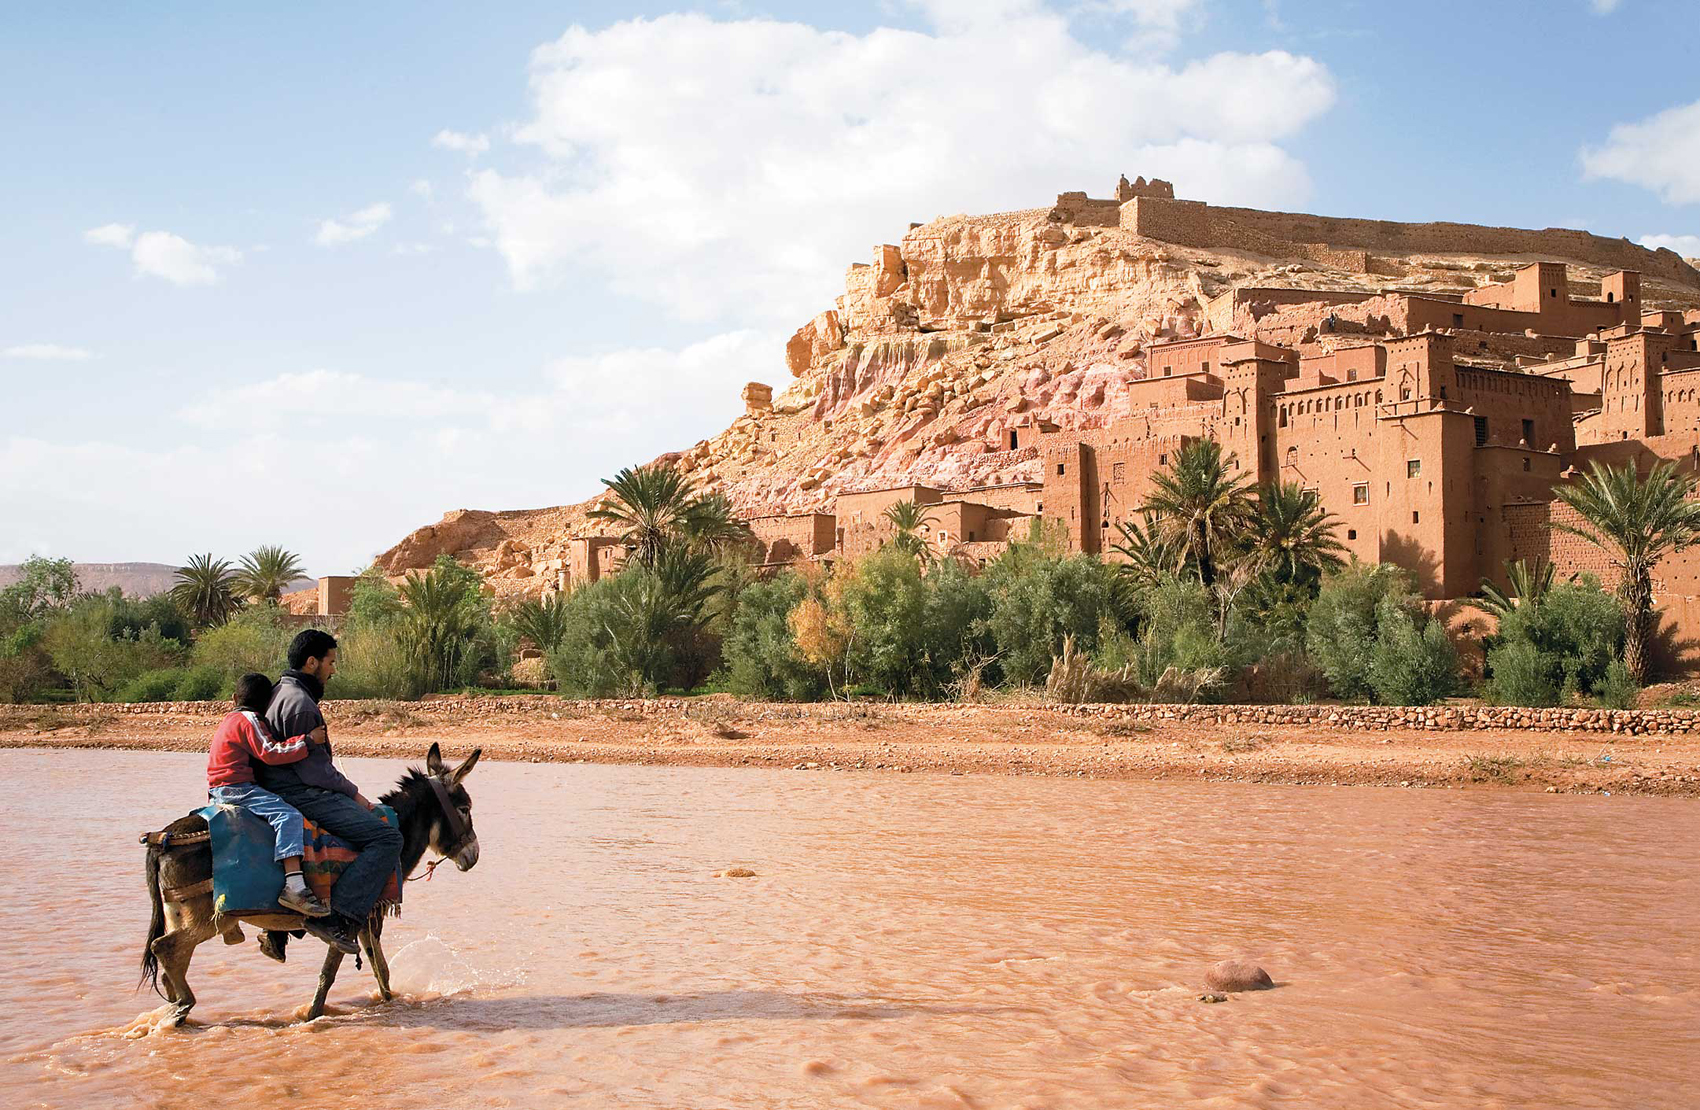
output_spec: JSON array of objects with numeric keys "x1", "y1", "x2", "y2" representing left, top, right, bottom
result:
[{"x1": 201, "y1": 802, "x2": 403, "y2": 917}]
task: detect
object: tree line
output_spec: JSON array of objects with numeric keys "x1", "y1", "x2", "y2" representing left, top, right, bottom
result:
[{"x1": 5, "y1": 445, "x2": 1696, "y2": 707}]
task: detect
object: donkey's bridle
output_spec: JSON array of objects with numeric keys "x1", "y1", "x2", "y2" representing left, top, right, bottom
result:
[{"x1": 426, "y1": 774, "x2": 476, "y2": 859}]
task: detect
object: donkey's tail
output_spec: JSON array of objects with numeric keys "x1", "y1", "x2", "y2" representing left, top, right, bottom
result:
[{"x1": 140, "y1": 845, "x2": 165, "y2": 998}]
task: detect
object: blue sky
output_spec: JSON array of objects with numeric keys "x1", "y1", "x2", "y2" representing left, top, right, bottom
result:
[{"x1": 3, "y1": 0, "x2": 1697, "y2": 574}]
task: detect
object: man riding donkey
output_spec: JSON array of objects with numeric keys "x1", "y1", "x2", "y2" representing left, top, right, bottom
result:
[{"x1": 251, "y1": 629, "x2": 402, "y2": 957}]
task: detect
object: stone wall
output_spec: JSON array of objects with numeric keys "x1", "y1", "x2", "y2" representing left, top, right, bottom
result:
[
  {"x1": 1054, "y1": 703, "x2": 1697, "y2": 734},
  {"x1": 1124, "y1": 196, "x2": 1700, "y2": 286},
  {"x1": 56, "y1": 696, "x2": 1700, "y2": 735}
]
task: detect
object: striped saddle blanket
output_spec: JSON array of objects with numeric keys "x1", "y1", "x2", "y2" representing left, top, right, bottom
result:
[{"x1": 200, "y1": 802, "x2": 404, "y2": 919}]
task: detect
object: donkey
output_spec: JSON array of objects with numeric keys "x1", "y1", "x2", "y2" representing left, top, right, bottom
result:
[{"x1": 140, "y1": 743, "x2": 481, "y2": 1023}]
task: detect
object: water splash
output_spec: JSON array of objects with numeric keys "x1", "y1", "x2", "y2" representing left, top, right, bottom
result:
[{"x1": 385, "y1": 934, "x2": 527, "y2": 998}]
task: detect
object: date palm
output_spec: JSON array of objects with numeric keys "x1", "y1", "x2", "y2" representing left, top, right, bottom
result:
[
  {"x1": 1142, "y1": 439, "x2": 1253, "y2": 587},
  {"x1": 398, "y1": 564, "x2": 482, "y2": 693},
  {"x1": 602, "y1": 547, "x2": 723, "y2": 692},
  {"x1": 1473, "y1": 558, "x2": 1557, "y2": 622},
  {"x1": 1111, "y1": 509, "x2": 1185, "y2": 589},
  {"x1": 505, "y1": 594, "x2": 571, "y2": 653},
  {"x1": 171, "y1": 554, "x2": 239, "y2": 628},
  {"x1": 589, "y1": 464, "x2": 702, "y2": 566},
  {"x1": 882, "y1": 499, "x2": 937, "y2": 557},
  {"x1": 235, "y1": 545, "x2": 307, "y2": 604},
  {"x1": 681, "y1": 492, "x2": 754, "y2": 556},
  {"x1": 1253, "y1": 481, "x2": 1347, "y2": 584},
  {"x1": 1553, "y1": 458, "x2": 1700, "y2": 680}
]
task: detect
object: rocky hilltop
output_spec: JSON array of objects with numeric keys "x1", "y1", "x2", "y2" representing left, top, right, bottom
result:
[{"x1": 376, "y1": 177, "x2": 1700, "y2": 597}]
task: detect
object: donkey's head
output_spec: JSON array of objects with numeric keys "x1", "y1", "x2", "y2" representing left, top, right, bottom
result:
[{"x1": 423, "y1": 742, "x2": 481, "y2": 871}]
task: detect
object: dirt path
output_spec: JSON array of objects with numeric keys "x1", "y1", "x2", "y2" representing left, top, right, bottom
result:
[{"x1": 5, "y1": 698, "x2": 1699, "y2": 796}]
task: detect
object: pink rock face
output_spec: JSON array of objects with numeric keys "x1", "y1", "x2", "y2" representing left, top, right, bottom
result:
[{"x1": 1205, "y1": 959, "x2": 1274, "y2": 992}]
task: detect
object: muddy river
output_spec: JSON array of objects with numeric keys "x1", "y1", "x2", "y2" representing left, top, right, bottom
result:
[{"x1": 3, "y1": 748, "x2": 1696, "y2": 1108}]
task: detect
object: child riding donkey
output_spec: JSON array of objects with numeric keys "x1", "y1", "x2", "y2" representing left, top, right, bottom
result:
[{"x1": 206, "y1": 672, "x2": 333, "y2": 921}]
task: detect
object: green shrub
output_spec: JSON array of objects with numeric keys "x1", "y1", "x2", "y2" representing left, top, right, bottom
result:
[
  {"x1": 42, "y1": 598, "x2": 180, "y2": 701},
  {"x1": 722, "y1": 573, "x2": 827, "y2": 700},
  {"x1": 1493, "y1": 576, "x2": 1624, "y2": 699},
  {"x1": 918, "y1": 558, "x2": 995, "y2": 689},
  {"x1": 548, "y1": 578, "x2": 621, "y2": 697},
  {"x1": 116, "y1": 667, "x2": 191, "y2": 703},
  {"x1": 1307, "y1": 563, "x2": 1422, "y2": 701},
  {"x1": 331, "y1": 622, "x2": 419, "y2": 700},
  {"x1": 985, "y1": 552, "x2": 1118, "y2": 685},
  {"x1": 173, "y1": 663, "x2": 225, "y2": 701},
  {"x1": 840, "y1": 547, "x2": 930, "y2": 695},
  {"x1": 1367, "y1": 599, "x2": 1459, "y2": 706},
  {"x1": 1486, "y1": 638, "x2": 1561, "y2": 707},
  {"x1": 191, "y1": 606, "x2": 293, "y2": 686},
  {"x1": 1594, "y1": 659, "x2": 1639, "y2": 710},
  {"x1": 1128, "y1": 575, "x2": 1217, "y2": 687}
]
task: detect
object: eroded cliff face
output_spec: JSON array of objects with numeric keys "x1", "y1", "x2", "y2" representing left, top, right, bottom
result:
[{"x1": 374, "y1": 191, "x2": 1700, "y2": 597}]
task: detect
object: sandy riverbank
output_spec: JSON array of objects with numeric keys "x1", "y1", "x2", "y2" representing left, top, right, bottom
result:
[{"x1": 5, "y1": 697, "x2": 1700, "y2": 796}]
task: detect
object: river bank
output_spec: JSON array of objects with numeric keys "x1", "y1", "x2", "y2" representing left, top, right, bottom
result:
[{"x1": 5, "y1": 696, "x2": 1700, "y2": 796}]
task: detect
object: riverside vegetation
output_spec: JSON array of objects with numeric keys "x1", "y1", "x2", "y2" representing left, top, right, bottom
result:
[{"x1": 4, "y1": 448, "x2": 1697, "y2": 711}]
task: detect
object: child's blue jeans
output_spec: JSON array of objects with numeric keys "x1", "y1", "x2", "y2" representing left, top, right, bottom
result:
[{"x1": 209, "y1": 783, "x2": 307, "y2": 861}]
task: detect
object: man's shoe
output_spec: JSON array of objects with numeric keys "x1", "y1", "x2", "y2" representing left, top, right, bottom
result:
[
  {"x1": 277, "y1": 884, "x2": 333, "y2": 918},
  {"x1": 303, "y1": 915, "x2": 361, "y2": 955},
  {"x1": 258, "y1": 931, "x2": 288, "y2": 963}
]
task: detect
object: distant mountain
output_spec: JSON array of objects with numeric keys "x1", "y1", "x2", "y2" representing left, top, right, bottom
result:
[{"x1": 0, "y1": 562, "x2": 314, "y2": 599}]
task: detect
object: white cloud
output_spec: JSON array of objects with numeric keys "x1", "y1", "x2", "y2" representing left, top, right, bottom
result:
[
  {"x1": 1581, "y1": 99, "x2": 1700, "y2": 205},
  {"x1": 3, "y1": 344, "x2": 93, "y2": 361},
  {"x1": 83, "y1": 223, "x2": 135, "y2": 248},
  {"x1": 314, "y1": 202, "x2": 394, "y2": 246},
  {"x1": 392, "y1": 241, "x2": 436, "y2": 256},
  {"x1": 1087, "y1": 0, "x2": 1204, "y2": 50},
  {"x1": 90, "y1": 330, "x2": 776, "y2": 568},
  {"x1": 1642, "y1": 233, "x2": 1700, "y2": 258},
  {"x1": 86, "y1": 223, "x2": 240, "y2": 284},
  {"x1": 179, "y1": 368, "x2": 478, "y2": 427},
  {"x1": 409, "y1": 179, "x2": 434, "y2": 199},
  {"x1": 467, "y1": 7, "x2": 1334, "y2": 323},
  {"x1": 433, "y1": 129, "x2": 490, "y2": 156},
  {"x1": 1589, "y1": 0, "x2": 1623, "y2": 13}
]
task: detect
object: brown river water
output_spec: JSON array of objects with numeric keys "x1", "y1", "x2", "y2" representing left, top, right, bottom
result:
[{"x1": 3, "y1": 749, "x2": 1697, "y2": 1109}]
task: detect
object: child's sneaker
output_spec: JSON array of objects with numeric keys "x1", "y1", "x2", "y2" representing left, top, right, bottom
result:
[{"x1": 278, "y1": 884, "x2": 332, "y2": 917}]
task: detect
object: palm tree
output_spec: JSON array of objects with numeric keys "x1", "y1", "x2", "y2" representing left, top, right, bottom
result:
[
  {"x1": 171, "y1": 554, "x2": 239, "y2": 628},
  {"x1": 1553, "y1": 458, "x2": 1700, "y2": 680},
  {"x1": 505, "y1": 594, "x2": 571, "y2": 653},
  {"x1": 1253, "y1": 482, "x2": 1347, "y2": 583},
  {"x1": 602, "y1": 547, "x2": 724, "y2": 692},
  {"x1": 882, "y1": 499, "x2": 937, "y2": 557},
  {"x1": 398, "y1": 564, "x2": 482, "y2": 693},
  {"x1": 680, "y1": 492, "x2": 755, "y2": 556},
  {"x1": 1111, "y1": 509, "x2": 1185, "y2": 589},
  {"x1": 234, "y1": 545, "x2": 307, "y2": 604},
  {"x1": 588, "y1": 464, "x2": 701, "y2": 566},
  {"x1": 1473, "y1": 558, "x2": 1558, "y2": 622},
  {"x1": 1141, "y1": 439, "x2": 1254, "y2": 587}
]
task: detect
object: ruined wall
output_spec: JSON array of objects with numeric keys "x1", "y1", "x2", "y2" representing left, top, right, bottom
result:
[
  {"x1": 1127, "y1": 198, "x2": 1700, "y2": 286},
  {"x1": 748, "y1": 513, "x2": 836, "y2": 564}
]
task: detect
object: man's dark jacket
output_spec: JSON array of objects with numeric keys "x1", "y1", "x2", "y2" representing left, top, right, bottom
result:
[{"x1": 258, "y1": 670, "x2": 358, "y2": 797}]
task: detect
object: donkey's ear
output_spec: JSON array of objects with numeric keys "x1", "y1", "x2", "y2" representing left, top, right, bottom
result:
[
  {"x1": 426, "y1": 742, "x2": 444, "y2": 775},
  {"x1": 450, "y1": 748, "x2": 482, "y2": 785}
]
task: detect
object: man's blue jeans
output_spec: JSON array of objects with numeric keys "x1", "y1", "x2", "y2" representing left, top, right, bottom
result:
[
  {"x1": 268, "y1": 785, "x2": 403, "y2": 922},
  {"x1": 209, "y1": 783, "x2": 306, "y2": 861}
]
